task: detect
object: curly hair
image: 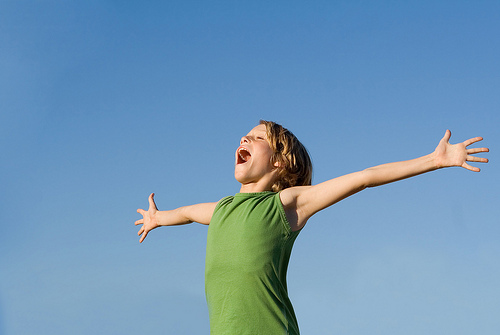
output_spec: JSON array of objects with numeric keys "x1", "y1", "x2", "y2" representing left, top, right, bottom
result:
[{"x1": 260, "y1": 120, "x2": 313, "y2": 192}]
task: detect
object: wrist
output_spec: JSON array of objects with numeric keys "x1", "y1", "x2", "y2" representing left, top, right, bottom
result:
[
  {"x1": 155, "y1": 210, "x2": 168, "y2": 227},
  {"x1": 429, "y1": 151, "x2": 444, "y2": 170}
]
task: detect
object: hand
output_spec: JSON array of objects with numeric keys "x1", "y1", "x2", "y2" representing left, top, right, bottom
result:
[
  {"x1": 135, "y1": 193, "x2": 160, "y2": 243},
  {"x1": 433, "y1": 130, "x2": 489, "y2": 172}
]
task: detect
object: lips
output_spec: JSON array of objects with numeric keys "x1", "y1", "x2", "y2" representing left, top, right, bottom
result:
[{"x1": 236, "y1": 146, "x2": 251, "y2": 164}]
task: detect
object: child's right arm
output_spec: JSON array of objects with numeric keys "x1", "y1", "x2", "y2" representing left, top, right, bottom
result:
[{"x1": 135, "y1": 193, "x2": 218, "y2": 243}]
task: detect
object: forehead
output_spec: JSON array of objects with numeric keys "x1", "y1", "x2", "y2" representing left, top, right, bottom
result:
[{"x1": 247, "y1": 124, "x2": 267, "y2": 135}]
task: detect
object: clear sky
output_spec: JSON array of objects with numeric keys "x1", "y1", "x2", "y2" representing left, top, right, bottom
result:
[{"x1": 1, "y1": 1, "x2": 499, "y2": 334}]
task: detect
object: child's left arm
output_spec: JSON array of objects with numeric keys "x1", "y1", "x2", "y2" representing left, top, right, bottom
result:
[{"x1": 280, "y1": 130, "x2": 489, "y2": 230}]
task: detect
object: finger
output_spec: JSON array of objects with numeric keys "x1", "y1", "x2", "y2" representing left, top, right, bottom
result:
[
  {"x1": 137, "y1": 227, "x2": 144, "y2": 235},
  {"x1": 140, "y1": 231, "x2": 148, "y2": 243},
  {"x1": 137, "y1": 208, "x2": 145, "y2": 215},
  {"x1": 466, "y1": 155, "x2": 489, "y2": 163},
  {"x1": 149, "y1": 193, "x2": 158, "y2": 210},
  {"x1": 467, "y1": 147, "x2": 489, "y2": 154},
  {"x1": 462, "y1": 162, "x2": 480, "y2": 172},
  {"x1": 135, "y1": 219, "x2": 144, "y2": 226},
  {"x1": 463, "y1": 136, "x2": 483, "y2": 147},
  {"x1": 441, "y1": 129, "x2": 451, "y2": 143}
]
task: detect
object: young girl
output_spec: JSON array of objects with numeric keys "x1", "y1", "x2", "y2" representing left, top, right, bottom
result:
[{"x1": 135, "y1": 120, "x2": 489, "y2": 334}]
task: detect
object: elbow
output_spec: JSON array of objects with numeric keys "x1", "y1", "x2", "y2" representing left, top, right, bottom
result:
[
  {"x1": 361, "y1": 168, "x2": 377, "y2": 189},
  {"x1": 176, "y1": 207, "x2": 194, "y2": 225}
]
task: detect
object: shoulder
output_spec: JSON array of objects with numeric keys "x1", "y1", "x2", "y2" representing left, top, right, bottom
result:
[
  {"x1": 279, "y1": 185, "x2": 311, "y2": 208},
  {"x1": 218, "y1": 195, "x2": 234, "y2": 205},
  {"x1": 212, "y1": 195, "x2": 234, "y2": 212},
  {"x1": 279, "y1": 186, "x2": 313, "y2": 231}
]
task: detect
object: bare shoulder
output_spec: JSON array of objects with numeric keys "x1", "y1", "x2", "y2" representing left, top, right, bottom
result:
[
  {"x1": 279, "y1": 171, "x2": 368, "y2": 229},
  {"x1": 279, "y1": 186, "x2": 312, "y2": 231},
  {"x1": 279, "y1": 186, "x2": 304, "y2": 207}
]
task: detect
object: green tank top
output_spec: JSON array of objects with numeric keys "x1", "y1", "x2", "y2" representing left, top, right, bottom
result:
[{"x1": 205, "y1": 191, "x2": 301, "y2": 335}]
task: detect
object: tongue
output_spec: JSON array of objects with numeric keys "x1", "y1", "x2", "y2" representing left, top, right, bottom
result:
[{"x1": 240, "y1": 150, "x2": 251, "y2": 162}]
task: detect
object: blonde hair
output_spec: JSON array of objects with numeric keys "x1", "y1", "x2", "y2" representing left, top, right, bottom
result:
[{"x1": 260, "y1": 120, "x2": 313, "y2": 192}]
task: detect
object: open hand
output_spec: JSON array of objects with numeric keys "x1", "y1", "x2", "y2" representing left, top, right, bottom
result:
[
  {"x1": 434, "y1": 130, "x2": 489, "y2": 172},
  {"x1": 135, "y1": 193, "x2": 159, "y2": 243}
]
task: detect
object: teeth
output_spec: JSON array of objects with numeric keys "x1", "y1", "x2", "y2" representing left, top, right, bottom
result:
[
  {"x1": 238, "y1": 148, "x2": 250, "y2": 162},
  {"x1": 238, "y1": 150, "x2": 246, "y2": 161}
]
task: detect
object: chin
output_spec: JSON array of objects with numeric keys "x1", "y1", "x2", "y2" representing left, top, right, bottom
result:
[
  {"x1": 234, "y1": 170, "x2": 256, "y2": 186},
  {"x1": 234, "y1": 173, "x2": 247, "y2": 184},
  {"x1": 234, "y1": 165, "x2": 246, "y2": 180}
]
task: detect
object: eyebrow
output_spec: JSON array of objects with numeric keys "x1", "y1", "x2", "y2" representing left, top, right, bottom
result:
[{"x1": 250, "y1": 132, "x2": 267, "y2": 138}]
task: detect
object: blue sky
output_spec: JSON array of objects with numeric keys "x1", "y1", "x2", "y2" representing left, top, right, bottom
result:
[{"x1": 1, "y1": 1, "x2": 499, "y2": 334}]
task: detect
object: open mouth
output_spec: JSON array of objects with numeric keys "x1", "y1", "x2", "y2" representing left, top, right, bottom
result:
[{"x1": 236, "y1": 147, "x2": 251, "y2": 164}]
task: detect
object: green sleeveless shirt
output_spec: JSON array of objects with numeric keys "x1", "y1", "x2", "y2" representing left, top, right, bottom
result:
[{"x1": 205, "y1": 191, "x2": 301, "y2": 335}]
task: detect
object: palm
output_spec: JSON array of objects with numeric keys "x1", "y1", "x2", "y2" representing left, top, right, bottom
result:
[
  {"x1": 135, "y1": 193, "x2": 159, "y2": 243},
  {"x1": 434, "y1": 130, "x2": 489, "y2": 172}
]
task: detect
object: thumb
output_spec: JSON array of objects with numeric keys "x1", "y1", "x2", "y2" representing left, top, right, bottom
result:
[
  {"x1": 148, "y1": 193, "x2": 158, "y2": 211},
  {"x1": 442, "y1": 129, "x2": 451, "y2": 143}
]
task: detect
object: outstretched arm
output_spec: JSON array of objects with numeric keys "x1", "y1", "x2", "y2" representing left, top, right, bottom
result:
[
  {"x1": 281, "y1": 130, "x2": 489, "y2": 230},
  {"x1": 135, "y1": 193, "x2": 218, "y2": 243},
  {"x1": 357, "y1": 130, "x2": 488, "y2": 187}
]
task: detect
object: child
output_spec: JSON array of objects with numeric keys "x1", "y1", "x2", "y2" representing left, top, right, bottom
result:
[{"x1": 135, "y1": 120, "x2": 489, "y2": 335}]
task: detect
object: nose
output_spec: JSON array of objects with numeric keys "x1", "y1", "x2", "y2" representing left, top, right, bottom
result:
[{"x1": 240, "y1": 136, "x2": 249, "y2": 145}]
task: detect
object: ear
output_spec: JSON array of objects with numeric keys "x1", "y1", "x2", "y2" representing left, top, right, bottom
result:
[
  {"x1": 270, "y1": 154, "x2": 283, "y2": 170},
  {"x1": 272, "y1": 160, "x2": 283, "y2": 168}
]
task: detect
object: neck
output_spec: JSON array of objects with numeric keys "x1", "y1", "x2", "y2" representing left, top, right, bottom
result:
[{"x1": 239, "y1": 182, "x2": 274, "y2": 193}]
